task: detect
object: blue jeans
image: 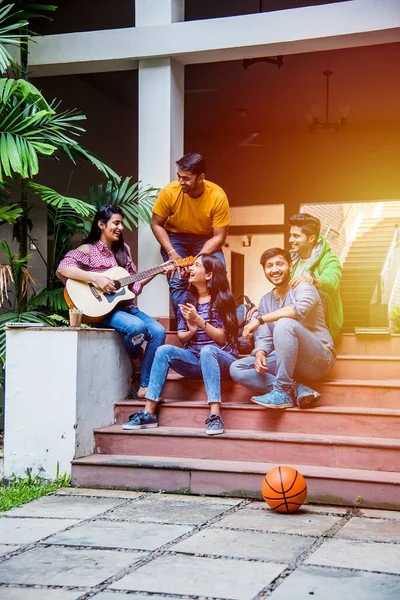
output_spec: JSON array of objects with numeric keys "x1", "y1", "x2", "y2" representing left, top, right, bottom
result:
[
  {"x1": 230, "y1": 318, "x2": 335, "y2": 395},
  {"x1": 146, "y1": 344, "x2": 236, "y2": 403},
  {"x1": 95, "y1": 306, "x2": 166, "y2": 388},
  {"x1": 160, "y1": 232, "x2": 225, "y2": 316}
]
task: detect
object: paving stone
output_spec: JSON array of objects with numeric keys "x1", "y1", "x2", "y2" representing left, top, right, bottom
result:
[
  {"x1": 170, "y1": 527, "x2": 313, "y2": 561},
  {"x1": 359, "y1": 508, "x2": 400, "y2": 520},
  {"x1": 214, "y1": 507, "x2": 341, "y2": 536},
  {"x1": 336, "y1": 517, "x2": 400, "y2": 542},
  {"x1": 93, "y1": 594, "x2": 183, "y2": 600},
  {"x1": 110, "y1": 553, "x2": 286, "y2": 600},
  {"x1": 0, "y1": 517, "x2": 79, "y2": 544},
  {"x1": 0, "y1": 546, "x2": 144, "y2": 586},
  {"x1": 0, "y1": 544, "x2": 20, "y2": 557},
  {"x1": 56, "y1": 488, "x2": 145, "y2": 499},
  {"x1": 248, "y1": 501, "x2": 348, "y2": 515},
  {"x1": 45, "y1": 519, "x2": 193, "y2": 551},
  {"x1": 107, "y1": 497, "x2": 234, "y2": 524},
  {"x1": 147, "y1": 493, "x2": 242, "y2": 505},
  {"x1": 3, "y1": 495, "x2": 127, "y2": 519},
  {"x1": 269, "y1": 565, "x2": 400, "y2": 599},
  {"x1": 0, "y1": 589, "x2": 84, "y2": 600},
  {"x1": 305, "y1": 539, "x2": 400, "y2": 574}
]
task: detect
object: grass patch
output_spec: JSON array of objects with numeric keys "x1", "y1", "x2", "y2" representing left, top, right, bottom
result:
[{"x1": 0, "y1": 471, "x2": 71, "y2": 512}]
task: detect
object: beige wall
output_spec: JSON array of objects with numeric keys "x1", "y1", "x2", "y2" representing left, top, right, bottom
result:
[{"x1": 225, "y1": 233, "x2": 285, "y2": 305}]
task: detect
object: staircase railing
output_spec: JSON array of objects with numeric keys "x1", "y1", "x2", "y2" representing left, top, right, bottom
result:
[{"x1": 376, "y1": 225, "x2": 400, "y2": 305}]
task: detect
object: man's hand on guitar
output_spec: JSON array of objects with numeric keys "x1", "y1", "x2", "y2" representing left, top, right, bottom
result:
[
  {"x1": 162, "y1": 261, "x2": 176, "y2": 276},
  {"x1": 166, "y1": 249, "x2": 183, "y2": 279},
  {"x1": 94, "y1": 274, "x2": 116, "y2": 293}
]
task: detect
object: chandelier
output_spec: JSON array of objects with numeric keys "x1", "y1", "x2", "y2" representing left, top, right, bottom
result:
[{"x1": 307, "y1": 70, "x2": 349, "y2": 133}]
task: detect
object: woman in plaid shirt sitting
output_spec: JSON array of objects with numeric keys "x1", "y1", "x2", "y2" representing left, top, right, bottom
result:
[{"x1": 57, "y1": 204, "x2": 171, "y2": 398}]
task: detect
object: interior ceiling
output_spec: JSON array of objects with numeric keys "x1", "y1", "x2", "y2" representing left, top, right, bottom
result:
[
  {"x1": 184, "y1": 42, "x2": 400, "y2": 137},
  {"x1": 78, "y1": 41, "x2": 400, "y2": 138}
]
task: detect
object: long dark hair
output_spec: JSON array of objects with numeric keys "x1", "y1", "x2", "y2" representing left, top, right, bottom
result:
[
  {"x1": 186, "y1": 254, "x2": 239, "y2": 343},
  {"x1": 84, "y1": 205, "x2": 127, "y2": 267}
]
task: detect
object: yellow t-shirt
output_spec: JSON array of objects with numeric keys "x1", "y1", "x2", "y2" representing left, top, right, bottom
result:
[{"x1": 152, "y1": 180, "x2": 230, "y2": 235}]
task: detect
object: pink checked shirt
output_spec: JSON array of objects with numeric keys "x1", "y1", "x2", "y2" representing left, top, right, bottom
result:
[{"x1": 57, "y1": 241, "x2": 142, "y2": 305}]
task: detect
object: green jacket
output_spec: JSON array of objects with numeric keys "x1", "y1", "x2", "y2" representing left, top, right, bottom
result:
[{"x1": 291, "y1": 236, "x2": 343, "y2": 339}]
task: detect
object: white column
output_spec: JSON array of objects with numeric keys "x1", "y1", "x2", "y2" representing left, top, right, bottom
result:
[
  {"x1": 136, "y1": 0, "x2": 185, "y2": 318},
  {"x1": 136, "y1": 0, "x2": 184, "y2": 26}
]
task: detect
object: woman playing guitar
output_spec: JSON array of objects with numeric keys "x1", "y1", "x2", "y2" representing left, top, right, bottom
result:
[{"x1": 57, "y1": 204, "x2": 173, "y2": 399}]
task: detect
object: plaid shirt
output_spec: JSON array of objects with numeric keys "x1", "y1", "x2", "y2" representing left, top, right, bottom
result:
[{"x1": 57, "y1": 241, "x2": 142, "y2": 303}]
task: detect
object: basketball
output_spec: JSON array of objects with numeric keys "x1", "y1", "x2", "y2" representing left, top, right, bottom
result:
[{"x1": 262, "y1": 466, "x2": 307, "y2": 513}]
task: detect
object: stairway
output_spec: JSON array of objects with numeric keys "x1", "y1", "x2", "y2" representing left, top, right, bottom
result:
[
  {"x1": 72, "y1": 333, "x2": 400, "y2": 509},
  {"x1": 341, "y1": 210, "x2": 400, "y2": 331}
]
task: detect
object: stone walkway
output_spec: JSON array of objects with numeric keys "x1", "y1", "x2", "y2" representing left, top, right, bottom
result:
[{"x1": 0, "y1": 488, "x2": 400, "y2": 599}]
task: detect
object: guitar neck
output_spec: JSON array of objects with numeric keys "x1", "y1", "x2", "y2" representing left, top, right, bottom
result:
[{"x1": 118, "y1": 264, "x2": 166, "y2": 287}]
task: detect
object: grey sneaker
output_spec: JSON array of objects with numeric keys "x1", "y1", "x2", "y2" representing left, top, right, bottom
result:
[
  {"x1": 294, "y1": 383, "x2": 321, "y2": 409},
  {"x1": 122, "y1": 410, "x2": 158, "y2": 430},
  {"x1": 205, "y1": 414, "x2": 224, "y2": 435}
]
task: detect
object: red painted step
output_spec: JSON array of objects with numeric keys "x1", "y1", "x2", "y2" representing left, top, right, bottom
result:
[
  {"x1": 71, "y1": 454, "x2": 400, "y2": 509},
  {"x1": 136, "y1": 376, "x2": 400, "y2": 409},
  {"x1": 334, "y1": 334, "x2": 400, "y2": 356},
  {"x1": 114, "y1": 401, "x2": 400, "y2": 438},
  {"x1": 94, "y1": 426, "x2": 400, "y2": 472}
]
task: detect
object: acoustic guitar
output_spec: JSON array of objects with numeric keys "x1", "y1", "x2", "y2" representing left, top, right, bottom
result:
[{"x1": 64, "y1": 256, "x2": 194, "y2": 323}]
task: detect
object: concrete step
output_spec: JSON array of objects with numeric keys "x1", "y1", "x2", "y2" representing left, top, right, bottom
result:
[
  {"x1": 114, "y1": 401, "x2": 400, "y2": 438},
  {"x1": 94, "y1": 426, "x2": 400, "y2": 472},
  {"x1": 341, "y1": 269, "x2": 380, "y2": 276},
  {"x1": 71, "y1": 454, "x2": 400, "y2": 509},
  {"x1": 347, "y1": 248, "x2": 388, "y2": 253},
  {"x1": 340, "y1": 291, "x2": 372, "y2": 297},
  {"x1": 331, "y1": 356, "x2": 400, "y2": 379}
]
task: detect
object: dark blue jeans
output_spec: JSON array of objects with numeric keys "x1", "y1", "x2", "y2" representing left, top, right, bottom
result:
[
  {"x1": 94, "y1": 306, "x2": 166, "y2": 388},
  {"x1": 161, "y1": 232, "x2": 225, "y2": 316}
]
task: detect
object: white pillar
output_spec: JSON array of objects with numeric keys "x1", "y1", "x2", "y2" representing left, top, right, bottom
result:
[
  {"x1": 136, "y1": 0, "x2": 184, "y2": 26},
  {"x1": 136, "y1": 0, "x2": 185, "y2": 318}
]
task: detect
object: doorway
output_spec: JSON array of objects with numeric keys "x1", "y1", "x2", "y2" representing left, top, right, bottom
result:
[{"x1": 231, "y1": 251, "x2": 245, "y2": 299}]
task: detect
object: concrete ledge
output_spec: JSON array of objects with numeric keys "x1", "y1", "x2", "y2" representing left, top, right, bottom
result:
[{"x1": 4, "y1": 328, "x2": 131, "y2": 479}]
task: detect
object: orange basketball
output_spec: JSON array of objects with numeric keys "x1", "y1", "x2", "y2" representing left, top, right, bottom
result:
[{"x1": 262, "y1": 466, "x2": 307, "y2": 513}]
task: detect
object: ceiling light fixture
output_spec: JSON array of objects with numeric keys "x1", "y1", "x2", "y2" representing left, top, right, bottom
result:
[
  {"x1": 242, "y1": 56, "x2": 283, "y2": 71},
  {"x1": 307, "y1": 70, "x2": 349, "y2": 133}
]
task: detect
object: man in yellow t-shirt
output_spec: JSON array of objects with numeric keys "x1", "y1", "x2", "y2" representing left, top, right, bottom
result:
[{"x1": 152, "y1": 152, "x2": 230, "y2": 315}]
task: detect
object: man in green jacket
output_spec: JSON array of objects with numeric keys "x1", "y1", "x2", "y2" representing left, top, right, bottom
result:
[{"x1": 289, "y1": 213, "x2": 343, "y2": 339}]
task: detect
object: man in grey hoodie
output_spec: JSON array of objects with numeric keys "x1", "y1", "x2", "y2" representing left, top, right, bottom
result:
[{"x1": 230, "y1": 247, "x2": 336, "y2": 409}]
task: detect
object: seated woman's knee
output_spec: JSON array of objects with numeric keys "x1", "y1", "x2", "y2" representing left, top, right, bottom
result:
[
  {"x1": 199, "y1": 344, "x2": 219, "y2": 359},
  {"x1": 151, "y1": 320, "x2": 166, "y2": 343}
]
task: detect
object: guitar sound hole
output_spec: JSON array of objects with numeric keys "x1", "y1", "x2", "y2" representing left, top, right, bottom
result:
[{"x1": 114, "y1": 280, "x2": 121, "y2": 290}]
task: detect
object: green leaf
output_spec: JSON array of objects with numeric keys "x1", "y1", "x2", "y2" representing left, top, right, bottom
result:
[
  {"x1": 0, "y1": 203, "x2": 22, "y2": 223},
  {"x1": 28, "y1": 182, "x2": 96, "y2": 218}
]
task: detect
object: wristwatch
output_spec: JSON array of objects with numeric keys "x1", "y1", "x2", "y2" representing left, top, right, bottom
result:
[{"x1": 257, "y1": 316, "x2": 264, "y2": 326}]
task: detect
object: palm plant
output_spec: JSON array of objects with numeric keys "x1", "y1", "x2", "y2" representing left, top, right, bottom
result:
[{"x1": 0, "y1": 2, "x2": 157, "y2": 395}]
